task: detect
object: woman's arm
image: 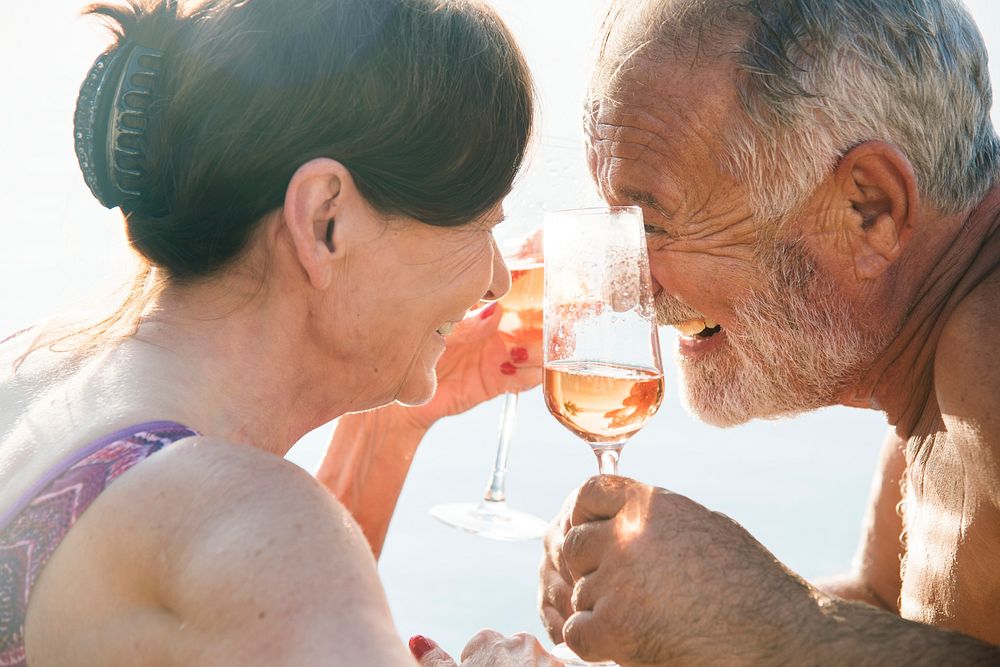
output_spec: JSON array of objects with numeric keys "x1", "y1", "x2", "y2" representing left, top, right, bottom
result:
[{"x1": 317, "y1": 405, "x2": 429, "y2": 558}]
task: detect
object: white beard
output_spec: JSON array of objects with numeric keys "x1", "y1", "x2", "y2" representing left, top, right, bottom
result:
[{"x1": 661, "y1": 238, "x2": 887, "y2": 427}]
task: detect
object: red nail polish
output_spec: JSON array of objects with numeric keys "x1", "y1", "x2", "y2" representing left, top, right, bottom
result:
[
  {"x1": 480, "y1": 302, "x2": 498, "y2": 319},
  {"x1": 500, "y1": 362, "x2": 517, "y2": 375},
  {"x1": 409, "y1": 635, "x2": 434, "y2": 660},
  {"x1": 510, "y1": 347, "x2": 529, "y2": 363}
]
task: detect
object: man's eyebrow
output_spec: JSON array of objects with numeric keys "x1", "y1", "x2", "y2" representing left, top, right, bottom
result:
[{"x1": 620, "y1": 188, "x2": 673, "y2": 220}]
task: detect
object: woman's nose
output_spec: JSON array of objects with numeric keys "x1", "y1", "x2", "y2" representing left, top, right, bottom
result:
[{"x1": 482, "y1": 243, "x2": 511, "y2": 302}]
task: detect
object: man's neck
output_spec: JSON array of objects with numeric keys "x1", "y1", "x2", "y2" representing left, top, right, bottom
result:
[{"x1": 849, "y1": 185, "x2": 1000, "y2": 438}]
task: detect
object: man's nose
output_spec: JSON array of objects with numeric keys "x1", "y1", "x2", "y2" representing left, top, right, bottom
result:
[{"x1": 647, "y1": 254, "x2": 674, "y2": 299}]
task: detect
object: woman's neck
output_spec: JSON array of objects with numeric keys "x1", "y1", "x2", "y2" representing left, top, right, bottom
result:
[{"x1": 120, "y1": 274, "x2": 365, "y2": 455}]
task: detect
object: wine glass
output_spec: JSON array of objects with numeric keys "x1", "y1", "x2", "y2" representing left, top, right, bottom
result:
[
  {"x1": 428, "y1": 231, "x2": 550, "y2": 541},
  {"x1": 542, "y1": 205, "x2": 664, "y2": 666}
]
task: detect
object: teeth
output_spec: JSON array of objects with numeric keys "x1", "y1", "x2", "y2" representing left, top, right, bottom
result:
[
  {"x1": 437, "y1": 321, "x2": 456, "y2": 337},
  {"x1": 703, "y1": 318, "x2": 717, "y2": 329},
  {"x1": 674, "y1": 319, "x2": 707, "y2": 336}
]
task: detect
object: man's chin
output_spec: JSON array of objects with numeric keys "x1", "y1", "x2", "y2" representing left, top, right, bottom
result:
[
  {"x1": 678, "y1": 365, "x2": 834, "y2": 428},
  {"x1": 678, "y1": 365, "x2": 800, "y2": 428},
  {"x1": 680, "y1": 391, "x2": 757, "y2": 428},
  {"x1": 681, "y1": 393, "x2": 812, "y2": 428}
]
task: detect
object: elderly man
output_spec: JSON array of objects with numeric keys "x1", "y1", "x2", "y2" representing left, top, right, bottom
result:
[{"x1": 540, "y1": 0, "x2": 1000, "y2": 664}]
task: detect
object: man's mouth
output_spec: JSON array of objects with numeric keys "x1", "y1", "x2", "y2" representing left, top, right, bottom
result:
[{"x1": 673, "y1": 317, "x2": 723, "y2": 340}]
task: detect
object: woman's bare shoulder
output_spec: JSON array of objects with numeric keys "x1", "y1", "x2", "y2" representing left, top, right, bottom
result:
[{"x1": 27, "y1": 437, "x2": 413, "y2": 667}]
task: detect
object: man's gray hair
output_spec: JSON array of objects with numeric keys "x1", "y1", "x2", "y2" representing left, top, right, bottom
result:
[{"x1": 594, "y1": 0, "x2": 1000, "y2": 219}]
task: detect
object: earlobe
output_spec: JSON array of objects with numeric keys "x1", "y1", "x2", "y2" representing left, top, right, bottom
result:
[
  {"x1": 836, "y1": 142, "x2": 917, "y2": 281},
  {"x1": 283, "y1": 158, "x2": 354, "y2": 291}
]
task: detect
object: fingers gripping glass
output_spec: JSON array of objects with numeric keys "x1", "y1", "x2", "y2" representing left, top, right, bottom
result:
[{"x1": 543, "y1": 206, "x2": 664, "y2": 666}]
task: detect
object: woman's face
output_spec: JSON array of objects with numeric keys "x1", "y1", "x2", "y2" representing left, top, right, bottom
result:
[{"x1": 339, "y1": 205, "x2": 509, "y2": 407}]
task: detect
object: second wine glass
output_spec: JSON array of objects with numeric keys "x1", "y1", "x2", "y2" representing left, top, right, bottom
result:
[{"x1": 429, "y1": 233, "x2": 549, "y2": 541}]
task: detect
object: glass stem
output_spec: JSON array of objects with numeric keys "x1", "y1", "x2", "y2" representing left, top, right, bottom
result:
[
  {"x1": 483, "y1": 392, "x2": 519, "y2": 504},
  {"x1": 595, "y1": 446, "x2": 621, "y2": 476}
]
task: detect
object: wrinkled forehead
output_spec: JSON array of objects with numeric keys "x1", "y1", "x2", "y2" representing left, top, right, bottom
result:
[{"x1": 585, "y1": 56, "x2": 740, "y2": 190}]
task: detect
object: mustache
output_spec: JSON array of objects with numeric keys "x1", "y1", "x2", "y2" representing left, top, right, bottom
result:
[
  {"x1": 654, "y1": 291, "x2": 704, "y2": 325},
  {"x1": 651, "y1": 235, "x2": 816, "y2": 328}
]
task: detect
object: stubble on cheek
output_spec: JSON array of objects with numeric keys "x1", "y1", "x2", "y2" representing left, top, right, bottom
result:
[{"x1": 676, "y1": 242, "x2": 884, "y2": 426}]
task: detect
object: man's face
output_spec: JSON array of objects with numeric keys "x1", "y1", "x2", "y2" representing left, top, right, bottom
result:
[{"x1": 586, "y1": 58, "x2": 886, "y2": 426}]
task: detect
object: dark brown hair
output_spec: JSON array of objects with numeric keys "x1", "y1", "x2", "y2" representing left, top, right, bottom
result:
[
  {"x1": 20, "y1": 0, "x2": 534, "y2": 362},
  {"x1": 101, "y1": 0, "x2": 532, "y2": 271}
]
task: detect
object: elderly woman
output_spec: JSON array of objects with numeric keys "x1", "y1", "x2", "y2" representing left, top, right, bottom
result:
[{"x1": 0, "y1": 0, "x2": 559, "y2": 664}]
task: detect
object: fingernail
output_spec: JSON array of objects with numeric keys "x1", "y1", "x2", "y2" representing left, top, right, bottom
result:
[
  {"x1": 409, "y1": 635, "x2": 434, "y2": 660},
  {"x1": 500, "y1": 361, "x2": 517, "y2": 375},
  {"x1": 480, "y1": 303, "x2": 498, "y2": 319},
  {"x1": 510, "y1": 347, "x2": 529, "y2": 363}
]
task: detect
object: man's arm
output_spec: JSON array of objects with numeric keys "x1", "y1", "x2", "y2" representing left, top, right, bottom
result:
[
  {"x1": 814, "y1": 429, "x2": 905, "y2": 611},
  {"x1": 555, "y1": 476, "x2": 1000, "y2": 666},
  {"x1": 804, "y1": 594, "x2": 1000, "y2": 667},
  {"x1": 540, "y1": 430, "x2": 906, "y2": 644}
]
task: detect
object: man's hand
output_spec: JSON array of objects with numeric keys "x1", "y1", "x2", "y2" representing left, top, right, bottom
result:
[
  {"x1": 411, "y1": 631, "x2": 563, "y2": 666},
  {"x1": 402, "y1": 302, "x2": 542, "y2": 430},
  {"x1": 539, "y1": 493, "x2": 576, "y2": 644},
  {"x1": 552, "y1": 476, "x2": 819, "y2": 666}
]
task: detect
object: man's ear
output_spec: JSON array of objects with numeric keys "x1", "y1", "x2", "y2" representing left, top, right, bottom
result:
[
  {"x1": 282, "y1": 158, "x2": 358, "y2": 290},
  {"x1": 834, "y1": 141, "x2": 918, "y2": 281}
]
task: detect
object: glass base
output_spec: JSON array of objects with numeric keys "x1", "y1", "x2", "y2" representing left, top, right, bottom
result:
[
  {"x1": 550, "y1": 642, "x2": 618, "y2": 666},
  {"x1": 429, "y1": 499, "x2": 549, "y2": 541}
]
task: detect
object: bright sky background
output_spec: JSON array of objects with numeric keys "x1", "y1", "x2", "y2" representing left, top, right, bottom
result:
[{"x1": 1, "y1": 0, "x2": 997, "y2": 657}]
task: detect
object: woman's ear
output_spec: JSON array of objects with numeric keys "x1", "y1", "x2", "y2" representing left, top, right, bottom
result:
[{"x1": 282, "y1": 158, "x2": 358, "y2": 290}]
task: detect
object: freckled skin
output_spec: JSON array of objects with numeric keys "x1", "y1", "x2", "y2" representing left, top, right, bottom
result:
[{"x1": 541, "y1": 51, "x2": 1000, "y2": 666}]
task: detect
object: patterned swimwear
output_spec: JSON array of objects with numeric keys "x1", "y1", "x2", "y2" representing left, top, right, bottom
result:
[{"x1": 0, "y1": 421, "x2": 198, "y2": 666}]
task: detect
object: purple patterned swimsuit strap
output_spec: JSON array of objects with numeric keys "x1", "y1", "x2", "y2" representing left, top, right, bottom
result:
[{"x1": 0, "y1": 421, "x2": 199, "y2": 667}]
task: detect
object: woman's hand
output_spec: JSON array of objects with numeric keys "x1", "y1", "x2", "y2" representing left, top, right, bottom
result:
[
  {"x1": 402, "y1": 302, "x2": 542, "y2": 431},
  {"x1": 411, "y1": 632, "x2": 563, "y2": 666}
]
